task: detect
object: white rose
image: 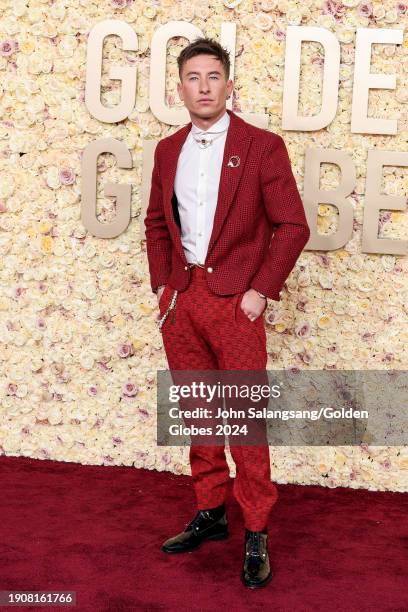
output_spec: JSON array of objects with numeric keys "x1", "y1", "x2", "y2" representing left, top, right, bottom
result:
[
  {"x1": 396, "y1": 88, "x2": 408, "y2": 103},
  {"x1": 0, "y1": 216, "x2": 14, "y2": 232},
  {"x1": 298, "y1": 271, "x2": 311, "y2": 287},
  {"x1": 372, "y1": 5, "x2": 385, "y2": 19},
  {"x1": 88, "y1": 305, "x2": 104, "y2": 320},
  {"x1": 28, "y1": 53, "x2": 52, "y2": 75},
  {"x1": 30, "y1": 357, "x2": 44, "y2": 372},
  {"x1": 0, "y1": 174, "x2": 15, "y2": 198},
  {"x1": 2, "y1": 15, "x2": 21, "y2": 34},
  {"x1": 13, "y1": 0, "x2": 27, "y2": 16},
  {"x1": 318, "y1": 272, "x2": 334, "y2": 289},
  {"x1": 143, "y1": 5, "x2": 157, "y2": 19},
  {"x1": 15, "y1": 383, "x2": 29, "y2": 398},
  {"x1": 254, "y1": 12, "x2": 274, "y2": 30},
  {"x1": 81, "y1": 284, "x2": 96, "y2": 300},
  {"x1": 38, "y1": 21, "x2": 58, "y2": 38},
  {"x1": 317, "y1": 13, "x2": 336, "y2": 29},
  {"x1": 260, "y1": 0, "x2": 278, "y2": 9},
  {"x1": 286, "y1": 8, "x2": 303, "y2": 24},
  {"x1": 99, "y1": 253, "x2": 115, "y2": 268},
  {"x1": 48, "y1": 407, "x2": 63, "y2": 425},
  {"x1": 337, "y1": 27, "x2": 355, "y2": 44},
  {"x1": 45, "y1": 167, "x2": 61, "y2": 189},
  {"x1": 53, "y1": 240, "x2": 66, "y2": 257},
  {"x1": 50, "y1": 3, "x2": 66, "y2": 19},
  {"x1": 98, "y1": 275, "x2": 113, "y2": 291},
  {"x1": 194, "y1": 3, "x2": 210, "y2": 19},
  {"x1": 384, "y1": 8, "x2": 398, "y2": 23},
  {"x1": 223, "y1": 0, "x2": 243, "y2": 8},
  {"x1": 58, "y1": 36, "x2": 77, "y2": 58},
  {"x1": 78, "y1": 351, "x2": 96, "y2": 370},
  {"x1": 83, "y1": 243, "x2": 96, "y2": 259}
]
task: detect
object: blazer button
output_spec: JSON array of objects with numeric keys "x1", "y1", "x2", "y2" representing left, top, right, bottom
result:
[
  {"x1": 207, "y1": 267, "x2": 213, "y2": 273},
  {"x1": 184, "y1": 266, "x2": 188, "y2": 270}
]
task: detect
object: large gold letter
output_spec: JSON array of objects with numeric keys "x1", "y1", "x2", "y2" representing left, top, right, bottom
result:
[
  {"x1": 282, "y1": 26, "x2": 340, "y2": 131},
  {"x1": 85, "y1": 19, "x2": 138, "y2": 123},
  {"x1": 351, "y1": 28, "x2": 403, "y2": 135},
  {"x1": 362, "y1": 150, "x2": 408, "y2": 254},
  {"x1": 81, "y1": 138, "x2": 132, "y2": 238},
  {"x1": 303, "y1": 148, "x2": 355, "y2": 250}
]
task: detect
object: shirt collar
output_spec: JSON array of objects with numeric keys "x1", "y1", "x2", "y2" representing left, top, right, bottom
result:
[{"x1": 191, "y1": 110, "x2": 230, "y2": 135}]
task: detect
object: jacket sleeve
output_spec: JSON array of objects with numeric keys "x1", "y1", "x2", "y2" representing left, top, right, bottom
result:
[
  {"x1": 250, "y1": 134, "x2": 310, "y2": 301},
  {"x1": 144, "y1": 141, "x2": 172, "y2": 294}
]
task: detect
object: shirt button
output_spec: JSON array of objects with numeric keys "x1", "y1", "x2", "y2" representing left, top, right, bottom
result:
[
  {"x1": 198, "y1": 232, "x2": 203, "y2": 237},
  {"x1": 207, "y1": 267, "x2": 213, "y2": 273}
]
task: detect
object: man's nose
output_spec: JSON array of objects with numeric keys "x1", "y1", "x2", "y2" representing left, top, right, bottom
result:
[{"x1": 199, "y1": 80, "x2": 210, "y2": 92}]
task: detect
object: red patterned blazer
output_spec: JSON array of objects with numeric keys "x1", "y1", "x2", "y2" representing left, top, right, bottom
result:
[{"x1": 144, "y1": 108, "x2": 310, "y2": 301}]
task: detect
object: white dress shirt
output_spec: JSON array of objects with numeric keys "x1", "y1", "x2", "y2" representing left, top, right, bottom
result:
[{"x1": 174, "y1": 110, "x2": 230, "y2": 265}]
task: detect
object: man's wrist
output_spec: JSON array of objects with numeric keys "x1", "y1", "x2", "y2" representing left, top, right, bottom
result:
[{"x1": 255, "y1": 290, "x2": 267, "y2": 299}]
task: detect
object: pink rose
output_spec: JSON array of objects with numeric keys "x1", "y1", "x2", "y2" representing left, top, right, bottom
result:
[
  {"x1": 7, "y1": 383, "x2": 18, "y2": 395},
  {"x1": 358, "y1": 2, "x2": 373, "y2": 17},
  {"x1": 265, "y1": 311, "x2": 280, "y2": 325},
  {"x1": 0, "y1": 39, "x2": 17, "y2": 57},
  {"x1": 295, "y1": 322, "x2": 311, "y2": 339},
  {"x1": 117, "y1": 342, "x2": 134, "y2": 358},
  {"x1": 123, "y1": 382, "x2": 138, "y2": 397},
  {"x1": 59, "y1": 168, "x2": 75, "y2": 185},
  {"x1": 322, "y1": 0, "x2": 346, "y2": 18}
]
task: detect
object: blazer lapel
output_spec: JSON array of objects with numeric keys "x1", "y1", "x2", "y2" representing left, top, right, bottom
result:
[
  {"x1": 161, "y1": 109, "x2": 253, "y2": 265},
  {"x1": 161, "y1": 124, "x2": 191, "y2": 265},
  {"x1": 206, "y1": 110, "x2": 252, "y2": 257}
]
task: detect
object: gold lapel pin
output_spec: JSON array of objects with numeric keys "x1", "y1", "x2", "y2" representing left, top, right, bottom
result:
[{"x1": 227, "y1": 155, "x2": 240, "y2": 168}]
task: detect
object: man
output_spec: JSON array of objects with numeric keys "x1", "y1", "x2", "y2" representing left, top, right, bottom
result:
[{"x1": 144, "y1": 37, "x2": 310, "y2": 589}]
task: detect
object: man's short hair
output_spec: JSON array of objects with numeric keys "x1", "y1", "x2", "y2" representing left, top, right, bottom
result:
[{"x1": 177, "y1": 37, "x2": 231, "y2": 81}]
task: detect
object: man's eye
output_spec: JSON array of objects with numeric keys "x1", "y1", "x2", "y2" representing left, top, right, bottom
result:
[{"x1": 189, "y1": 76, "x2": 218, "y2": 80}]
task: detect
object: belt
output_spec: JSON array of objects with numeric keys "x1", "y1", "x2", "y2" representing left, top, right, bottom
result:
[{"x1": 187, "y1": 262, "x2": 205, "y2": 269}]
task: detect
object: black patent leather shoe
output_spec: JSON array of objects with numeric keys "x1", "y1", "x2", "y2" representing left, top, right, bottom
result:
[
  {"x1": 161, "y1": 505, "x2": 228, "y2": 554},
  {"x1": 241, "y1": 528, "x2": 272, "y2": 589}
]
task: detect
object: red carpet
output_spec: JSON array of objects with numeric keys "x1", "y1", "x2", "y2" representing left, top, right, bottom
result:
[{"x1": 0, "y1": 455, "x2": 407, "y2": 611}]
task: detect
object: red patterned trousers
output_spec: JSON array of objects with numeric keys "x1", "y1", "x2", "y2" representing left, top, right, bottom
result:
[{"x1": 158, "y1": 264, "x2": 278, "y2": 531}]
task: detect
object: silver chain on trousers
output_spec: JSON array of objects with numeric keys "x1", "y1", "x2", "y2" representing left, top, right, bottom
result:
[
  {"x1": 157, "y1": 289, "x2": 178, "y2": 333},
  {"x1": 157, "y1": 264, "x2": 205, "y2": 332}
]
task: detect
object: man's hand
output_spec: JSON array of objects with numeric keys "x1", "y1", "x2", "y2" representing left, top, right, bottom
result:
[{"x1": 240, "y1": 289, "x2": 267, "y2": 321}]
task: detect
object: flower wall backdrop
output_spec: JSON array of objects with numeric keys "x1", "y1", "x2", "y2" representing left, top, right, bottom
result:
[{"x1": 0, "y1": 0, "x2": 407, "y2": 492}]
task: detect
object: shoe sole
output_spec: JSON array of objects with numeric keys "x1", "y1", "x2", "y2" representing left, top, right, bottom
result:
[
  {"x1": 240, "y1": 571, "x2": 273, "y2": 589},
  {"x1": 161, "y1": 531, "x2": 229, "y2": 554}
]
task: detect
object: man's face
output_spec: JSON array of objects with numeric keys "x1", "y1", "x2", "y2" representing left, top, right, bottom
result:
[{"x1": 177, "y1": 54, "x2": 234, "y2": 120}]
